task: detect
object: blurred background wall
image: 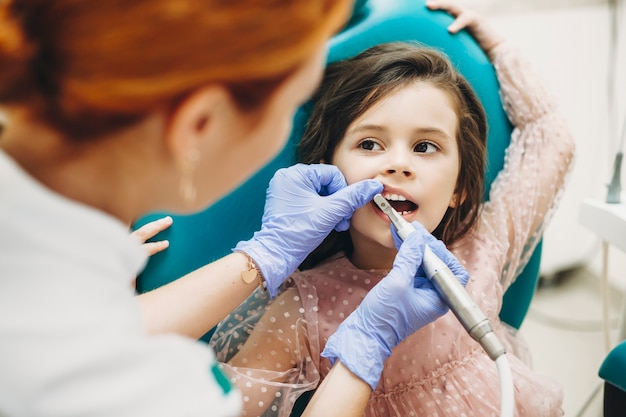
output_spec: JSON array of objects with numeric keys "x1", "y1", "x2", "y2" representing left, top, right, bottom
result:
[{"x1": 468, "y1": 0, "x2": 626, "y2": 289}]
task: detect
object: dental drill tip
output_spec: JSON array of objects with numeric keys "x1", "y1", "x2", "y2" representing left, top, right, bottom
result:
[
  {"x1": 373, "y1": 193, "x2": 387, "y2": 207},
  {"x1": 373, "y1": 193, "x2": 415, "y2": 240},
  {"x1": 373, "y1": 194, "x2": 399, "y2": 223}
]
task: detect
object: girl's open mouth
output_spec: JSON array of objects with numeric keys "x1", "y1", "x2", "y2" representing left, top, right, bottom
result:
[{"x1": 382, "y1": 193, "x2": 417, "y2": 215}]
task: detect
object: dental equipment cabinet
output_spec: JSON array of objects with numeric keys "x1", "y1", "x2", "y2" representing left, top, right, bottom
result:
[
  {"x1": 579, "y1": 197, "x2": 626, "y2": 344},
  {"x1": 579, "y1": 198, "x2": 626, "y2": 415}
]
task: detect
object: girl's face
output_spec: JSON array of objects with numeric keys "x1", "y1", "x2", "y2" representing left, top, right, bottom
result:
[{"x1": 331, "y1": 81, "x2": 461, "y2": 268}]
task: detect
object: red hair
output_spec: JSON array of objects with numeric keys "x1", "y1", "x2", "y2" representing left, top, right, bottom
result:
[{"x1": 0, "y1": 0, "x2": 351, "y2": 138}]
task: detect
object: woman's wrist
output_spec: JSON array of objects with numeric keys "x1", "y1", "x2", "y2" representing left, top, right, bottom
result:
[{"x1": 236, "y1": 251, "x2": 267, "y2": 291}]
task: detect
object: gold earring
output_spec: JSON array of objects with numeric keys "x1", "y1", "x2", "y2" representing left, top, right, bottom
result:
[{"x1": 179, "y1": 149, "x2": 200, "y2": 205}]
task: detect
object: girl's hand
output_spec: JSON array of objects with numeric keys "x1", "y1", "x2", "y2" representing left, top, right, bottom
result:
[
  {"x1": 426, "y1": 0, "x2": 505, "y2": 58},
  {"x1": 130, "y1": 216, "x2": 173, "y2": 256}
]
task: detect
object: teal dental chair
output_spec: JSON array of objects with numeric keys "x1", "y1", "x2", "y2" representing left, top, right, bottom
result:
[
  {"x1": 599, "y1": 340, "x2": 626, "y2": 416},
  {"x1": 134, "y1": 0, "x2": 541, "y2": 348}
]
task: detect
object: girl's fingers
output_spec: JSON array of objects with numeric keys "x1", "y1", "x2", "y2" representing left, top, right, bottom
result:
[
  {"x1": 130, "y1": 216, "x2": 173, "y2": 256},
  {"x1": 426, "y1": 0, "x2": 464, "y2": 17},
  {"x1": 131, "y1": 216, "x2": 173, "y2": 242},
  {"x1": 141, "y1": 240, "x2": 170, "y2": 256},
  {"x1": 426, "y1": 1, "x2": 503, "y2": 54},
  {"x1": 425, "y1": 0, "x2": 476, "y2": 33},
  {"x1": 447, "y1": 13, "x2": 474, "y2": 33}
]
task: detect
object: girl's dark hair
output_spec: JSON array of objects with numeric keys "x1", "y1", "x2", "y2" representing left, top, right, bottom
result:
[{"x1": 297, "y1": 42, "x2": 487, "y2": 270}]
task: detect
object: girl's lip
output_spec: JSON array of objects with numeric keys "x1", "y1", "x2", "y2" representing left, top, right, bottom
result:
[{"x1": 380, "y1": 186, "x2": 414, "y2": 203}]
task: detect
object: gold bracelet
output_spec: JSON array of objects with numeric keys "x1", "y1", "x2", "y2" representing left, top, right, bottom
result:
[{"x1": 240, "y1": 252, "x2": 267, "y2": 291}]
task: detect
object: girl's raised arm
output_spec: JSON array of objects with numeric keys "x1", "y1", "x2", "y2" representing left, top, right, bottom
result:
[{"x1": 429, "y1": 0, "x2": 576, "y2": 288}]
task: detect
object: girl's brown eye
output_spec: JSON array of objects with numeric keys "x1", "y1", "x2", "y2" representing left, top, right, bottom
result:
[
  {"x1": 414, "y1": 142, "x2": 437, "y2": 154},
  {"x1": 359, "y1": 139, "x2": 377, "y2": 151},
  {"x1": 415, "y1": 143, "x2": 428, "y2": 152}
]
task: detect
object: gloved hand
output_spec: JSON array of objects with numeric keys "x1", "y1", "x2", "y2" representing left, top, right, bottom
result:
[
  {"x1": 321, "y1": 222, "x2": 469, "y2": 390},
  {"x1": 234, "y1": 163, "x2": 382, "y2": 297},
  {"x1": 390, "y1": 221, "x2": 469, "y2": 284}
]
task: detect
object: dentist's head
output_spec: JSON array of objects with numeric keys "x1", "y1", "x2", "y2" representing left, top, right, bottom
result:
[{"x1": 0, "y1": 0, "x2": 351, "y2": 223}]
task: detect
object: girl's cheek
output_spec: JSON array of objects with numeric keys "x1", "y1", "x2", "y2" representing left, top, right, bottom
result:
[{"x1": 343, "y1": 165, "x2": 377, "y2": 185}]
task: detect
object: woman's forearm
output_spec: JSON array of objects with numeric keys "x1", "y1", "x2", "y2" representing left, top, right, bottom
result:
[
  {"x1": 136, "y1": 251, "x2": 259, "y2": 338},
  {"x1": 302, "y1": 362, "x2": 371, "y2": 417}
]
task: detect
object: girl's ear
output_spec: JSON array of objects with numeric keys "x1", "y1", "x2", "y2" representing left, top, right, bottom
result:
[{"x1": 449, "y1": 190, "x2": 466, "y2": 208}]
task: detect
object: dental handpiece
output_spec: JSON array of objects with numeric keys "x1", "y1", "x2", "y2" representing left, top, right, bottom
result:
[{"x1": 373, "y1": 194, "x2": 506, "y2": 361}]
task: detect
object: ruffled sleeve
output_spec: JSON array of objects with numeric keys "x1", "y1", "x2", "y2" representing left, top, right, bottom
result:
[
  {"x1": 210, "y1": 284, "x2": 319, "y2": 417},
  {"x1": 482, "y1": 42, "x2": 576, "y2": 290}
]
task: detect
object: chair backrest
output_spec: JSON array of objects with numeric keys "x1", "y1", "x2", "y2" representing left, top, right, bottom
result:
[
  {"x1": 599, "y1": 340, "x2": 626, "y2": 391},
  {"x1": 134, "y1": 0, "x2": 541, "y2": 341}
]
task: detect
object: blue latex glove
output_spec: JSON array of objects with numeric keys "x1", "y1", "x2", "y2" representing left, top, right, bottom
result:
[
  {"x1": 321, "y1": 222, "x2": 469, "y2": 390},
  {"x1": 390, "y1": 221, "x2": 470, "y2": 284},
  {"x1": 234, "y1": 163, "x2": 383, "y2": 297}
]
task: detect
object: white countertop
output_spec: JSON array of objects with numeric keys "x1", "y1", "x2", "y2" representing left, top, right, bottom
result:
[{"x1": 579, "y1": 198, "x2": 626, "y2": 253}]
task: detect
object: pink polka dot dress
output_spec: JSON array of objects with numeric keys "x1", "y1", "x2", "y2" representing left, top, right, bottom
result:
[{"x1": 211, "y1": 42, "x2": 575, "y2": 417}]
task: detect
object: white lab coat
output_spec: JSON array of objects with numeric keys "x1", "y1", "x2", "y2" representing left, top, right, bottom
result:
[{"x1": 0, "y1": 150, "x2": 241, "y2": 417}]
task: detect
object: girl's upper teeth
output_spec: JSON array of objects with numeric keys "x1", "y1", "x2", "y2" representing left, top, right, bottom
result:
[{"x1": 384, "y1": 193, "x2": 406, "y2": 202}]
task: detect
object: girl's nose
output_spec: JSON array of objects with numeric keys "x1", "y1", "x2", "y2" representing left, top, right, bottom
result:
[
  {"x1": 383, "y1": 151, "x2": 415, "y2": 178},
  {"x1": 384, "y1": 167, "x2": 413, "y2": 177}
]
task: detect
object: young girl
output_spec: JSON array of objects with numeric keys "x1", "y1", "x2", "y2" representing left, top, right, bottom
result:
[{"x1": 210, "y1": 2, "x2": 575, "y2": 416}]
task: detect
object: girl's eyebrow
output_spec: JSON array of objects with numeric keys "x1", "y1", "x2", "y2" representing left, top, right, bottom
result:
[
  {"x1": 348, "y1": 124, "x2": 453, "y2": 141},
  {"x1": 413, "y1": 127, "x2": 454, "y2": 142},
  {"x1": 346, "y1": 124, "x2": 386, "y2": 135}
]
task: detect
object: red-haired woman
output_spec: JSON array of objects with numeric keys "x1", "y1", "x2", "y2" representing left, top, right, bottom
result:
[{"x1": 0, "y1": 1, "x2": 465, "y2": 416}]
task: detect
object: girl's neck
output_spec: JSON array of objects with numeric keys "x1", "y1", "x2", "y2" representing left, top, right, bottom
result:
[{"x1": 349, "y1": 237, "x2": 397, "y2": 271}]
